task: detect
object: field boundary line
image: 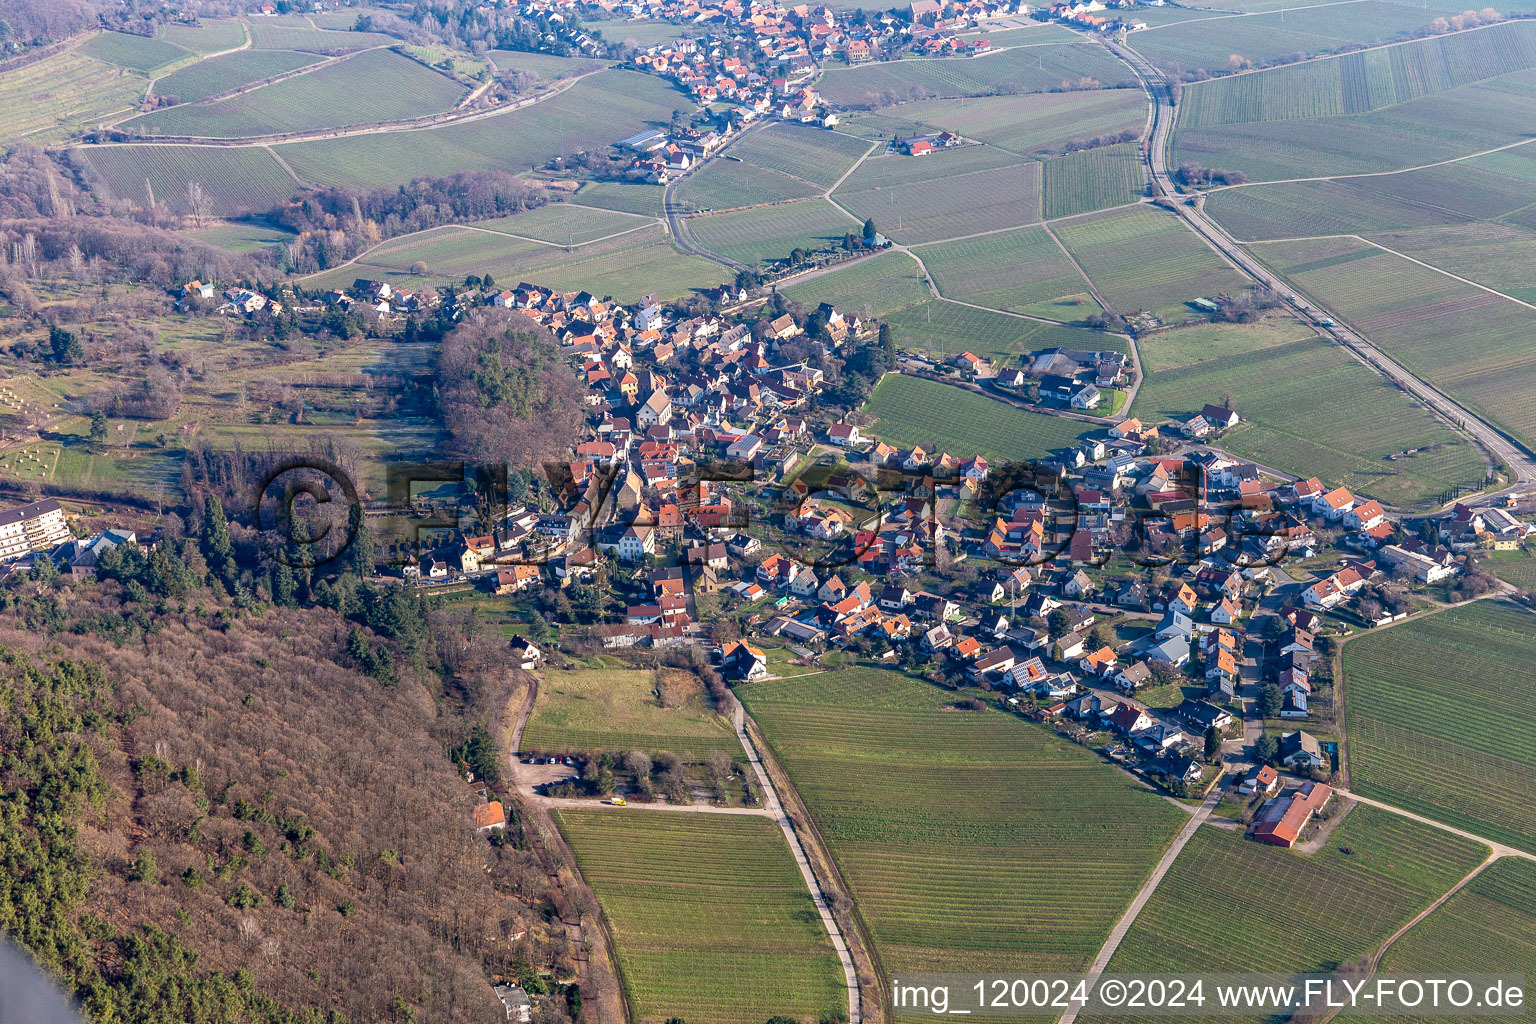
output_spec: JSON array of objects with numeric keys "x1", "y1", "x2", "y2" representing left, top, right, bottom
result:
[
  {"x1": 1208, "y1": 137, "x2": 1536, "y2": 192},
  {"x1": 263, "y1": 144, "x2": 305, "y2": 184},
  {"x1": 1040, "y1": 220, "x2": 1119, "y2": 316},
  {"x1": 1133, "y1": 0, "x2": 1368, "y2": 34},
  {"x1": 908, "y1": 199, "x2": 1147, "y2": 248},
  {"x1": 826, "y1": 140, "x2": 881, "y2": 197},
  {"x1": 1350, "y1": 236, "x2": 1536, "y2": 312},
  {"x1": 461, "y1": 218, "x2": 661, "y2": 250}
]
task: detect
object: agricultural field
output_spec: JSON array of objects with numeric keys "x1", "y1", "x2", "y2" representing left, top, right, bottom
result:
[
  {"x1": 553, "y1": 812, "x2": 847, "y2": 1024},
  {"x1": 187, "y1": 220, "x2": 297, "y2": 253},
  {"x1": 723, "y1": 122, "x2": 873, "y2": 189},
  {"x1": 475, "y1": 202, "x2": 655, "y2": 245},
  {"x1": 1040, "y1": 143, "x2": 1145, "y2": 219},
  {"x1": 1129, "y1": 1, "x2": 1443, "y2": 75},
  {"x1": 1483, "y1": 547, "x2": 1536, "y2": 591},
  {"x1": 0, "y1": 51, "x2": 146, "y2": 145},
  {"x1": 487, "y1": 49, "x2": 611, "y2": 80},
  {"x1": 1083, "y1": 808, "x2": 1487, "y2": 1024},
  {"x1": 1202, "y1": 179, "x2": 1465, "y2": 240},
  {"x1": 737, "y1": 669, "x2": 1186, "y2": 977},
  {"x1": 1366, "y1": 222, "x2": 1536, "y2": 303},
  {"x1": 916, "y1": 225, "x2": 1092, "y2": 316},
  {"x1": 676, "y1": 160, "x2": 822, "y2": 209},
  {"x1": 313, "y1": 224, "x2": 725, "y2": 303},
  {"x1": 1133, "y1": 315, "x2": 1485, "y2": 506},
  {"x1": 779, "y1": 251, "x2": 932, "y2": 317},
  {"x1": 832, "y1": 159, "x2": 1041, "y2": 243},
  {"x1": 1335, "y1": 857, "x2": 1536, "y2": 1024},
  {"x1": 592, "y1": 18, "x2": 710, "y2": 48},
  {"x1": 887, "y1": 89, "x2": 1145, "y2": 157},
  {"x1": 522, "y1": 663, "x2": 738, "y2": 760},
  {"x1": 246, "y1": 19, "x2": 400, "y2": 52},
  {"x1": 883, "y1": 300, "x2": 1116, "y2": 361},
  {"x1": 1052, "y1": 205, "x2": 1250, "y2": 323},
  {"x1": 862, "y1": 373, "x2": 1087, "y2": 461},
  {"x1": 149, "y1": 49, "x2": 324, "y2": 104},
  {"x1": 79, "y1": 31, "x2": 191, "y2": 74},
  {"x1": 1342, "y1": 601, "x2": 1536, "y2": 855},
  {"x1": 75, "y1": 144, "x2": 299, "y2": 216},
  {"x1": 572, "y1": 181, "x2": 666, "y2": 216},
  {"x1": 814, "y1": 43, "x2": 1136, "y2": 107},
  {"x1": 687, "y1": 200, "x2": 857, "y2": 266},
  {"x1": 275, "y1": 70, "x2": 686, "y2": 190},
  {"x1": 1252, "y1": 236, "x2": 1536, "y2": 449},
  {"x1": 160, "y1": 19, "x2": 249, "y2": 54},
  {"x1": 836, "y1": 143, "x2": 1016, "y2": 189},
  {"x1": 123, "y1": 49, "x2": 465, "y2": 138}
]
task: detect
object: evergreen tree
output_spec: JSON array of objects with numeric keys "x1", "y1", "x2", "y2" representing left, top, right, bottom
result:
[{"x1": 272, "y1": 563, "x2": 297, "y2": 607}]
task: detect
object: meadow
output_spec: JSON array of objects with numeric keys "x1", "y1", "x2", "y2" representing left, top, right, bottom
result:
[
  {"x1": 687, "y1": 200, "x2": 857, "y2": 266},
  {"x1": 275, "y1": 70, "x2": 686, "y2": 190},
  {"x1": 1133, "y1": 315, "x2": 1485, "y2": 506},
  {"x1": 149, "y1": 49, "x2": 324, "y2": 104},
  {"x1": 522, "y1": 663, "x2": 739, "y2": 760},
  {"x1": 832, "y1": 159, "x2": 1042, "y2": 243},
  {"x1": 79, "y1": 31, "x2": 191, "y2": 74},
  {"x1": 1334, "y1": 857, "x2": 1536, "y2": 1024},
  {"x1": 123, "y1": 49, "x2": 465, "y2": 138},
  {"x1": 553, "y1": 811, "x2": 847, "y2": 1024},
  {"x1": 1252, "y1": 236, "x2": 1536, "y2": 449},
  {"x1": 188, "y1": 220, "x2": 297, "y2": 253},
  {"x1": 1483, "y1": 548, "x2": 1536, "y2": 591},
  {"x1": 883, "y1": 301, "x2": 1117, "y2": 361},
  {"x1": 888, "y1": 89, "x2": 1146, "y2": 157},
  {"x1": 1083, "y1": 808, "x2": 1487, "y2": 1023},
  {"x1": 1052, "y1": 205, "x2": 1249, "y2": 322},
  {"x1": 862, "y1": 373, "x2": 1088, "y2": 461},
  {"x1": 1342, "y1": 601, "x2": 1536, "y2": 855},
  {"x1": 1040, "y1": 143, "x2": 1144, "y2": 219},
  {"x1": 76, "y1": 144, "x2": 300, "y2": 216},
  {"x1": 737, "y1": 668, "x2": 1187, "y2": 977},
  {"x1": 814, "y1": 43, "x2": 1135, "y2": 106},
  {"x1": 916, "y1": 225, "x2": 1091, "y2": 316},
  {"x1": 724, "y1": 122, "x2": 873, "y2": 189},
  {"x1": 780, "y1": 251, "x2": 932, "y2": 317},
  {"x1": 0, "y1": 51, "x2": 146, "y2": 145}
]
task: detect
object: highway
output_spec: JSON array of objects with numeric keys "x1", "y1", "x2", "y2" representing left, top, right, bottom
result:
[{"x1": 1106, "y1": 37, "x2": 1536, "y2": 498}]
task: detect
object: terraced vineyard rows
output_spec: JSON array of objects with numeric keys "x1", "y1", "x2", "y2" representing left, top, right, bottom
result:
[
  {"x1": 1041, "y1": 143, "x2": 1144, "y2": 219},
  {"x1": 918, "y1": 225, "x2": 1090, "y2": 314},
  {"x1": 0, "y1": 51, "x2": 146, "y2": 145},
  {"x1": 1342, "y1": 601, "x2": 1536, "y2": 855},
  {"x1": 833, "y1": 160, "x2": 1042, "y2": 243},
  {"x1": 815, "y1": 43, "x2": 1135, "y2": 106},
  {"x1": 724, "y1": 122, "x2": 872, "y2": 188},
  {"x1": 554, "y1": 812, "x2": 847, "y2": 1024},
  {"x1": 884, "y1": 300, "x2": 1113, "y2": 360},
  {"x1": 150, "y1": 50, "x2": 324, "y2": 105}
]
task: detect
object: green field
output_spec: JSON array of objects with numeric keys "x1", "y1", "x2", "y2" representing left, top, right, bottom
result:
[
  {"x1": 1202, "y1": 178, "x2": 1465, "y2": 240},
  {"x1": 1041, "y1": 143, "x2": 1145, "y2": 219},
  {"x1": 1342, "y1": 601, "x2": 1536, "y2": 855},
  {"x1": 554, "y1": 812, "x2": 847, "y2": 1024},
  {"x1": 150, "y1": 49, "x2": 324, "y2": 104},
  {"x1": 917, "y1": 225, "x2": 1092, "y2": 316},
  {"x1": 276, "y1": 70, "x2": 686, "y2": 190},
  {"x1": 247, "y1": 19, "x2": 400, "y2": 52},
  {"x1": 884, "y1": 301, "x2": 1118, "y2": 361},
  {"x1": 487, "y1": 49, "x2": 612, "y2": 80},
  {"x1": 79, "y1": 31, "x2": 191, "y2": 73},
  {"x1": 1335, "y1": 857, "x2": 1536, "y2": 1024},
  {"x1": 836, "y1": 143, "x2": 1017, "y2": 189},
  {"x1": 885, "y1": 89, "x2": 1146, "y2": 157},
  {"x1": 833, "y1": 158, "x2": 1041, "y2": 243},
  {"x1": 1133, "y1": 315, "x2": 1485, "y2": 506},
  {"x1": 123, "y1": 48, "x2": 465, "y2": 137},
  {"x1": 187, "y1": 220, "x2": 297, "y2": 253},
  {"x1": 863, "y1": 373, "x2": 1087, "y2": 461},
  {"x1": 1130, "y1": 1, "x2": 1442, "y2": 75},
  {"x1": 522, "y1": 664, "x2": 739, "y2": 759},
  {"x1": 1252, "y1": 235, "x2": 1536, "y2": 449},
  {"x1": 780, "y1": 251, "x2": 933, "y2": 317},
  {"x1": 815, "y1": 43, "x2": 1136, "y2": 106},
  {"x1": 725, "y1": 122, "x2": 873, "y2": 189},
  {"x1": 738, "y1": 669, "x2": 1186, "y2": 977},
  {"x1": 161, "y1": 19, "x2": 249, "y2": 55},
  {"x1": 76, "y1": 144, "x2": 299, "y2": 216},
  {"x1": 0, "y1": 51, "x2": 146, "y2": 145},
  {"x1": 1483, "y1": 548, "x2": 1536, "y2": 591},
  {"x1": 1085, "y1": 808, "x2": 1487, "y2": 1023},
  {"x1": 688, "y1": 200, "x2": 857, "y2": 265},
  {"x1": 1053, "y1": 205, "x2": 1250, "y2": 322},
  {"x1": 1366, "y1": 222, "x2": 1536, "y2": 303},
  {"x1": 677, "y1": 159, "x2": 823, "y2": 209},
  {"x1": 475, "y1": 202, "x2": 654, "y2": 245},
  {"x1": 314, "y1": 224, "x2": 726, "y2": 303},
  {"x1": 572, "y1": 181, "x2": 666, "y2": 216}
]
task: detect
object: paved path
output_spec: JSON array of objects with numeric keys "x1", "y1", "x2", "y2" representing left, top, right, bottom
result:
[{"x1": 1056, "y1": 784, "x2": 1224, "y2": 1024}]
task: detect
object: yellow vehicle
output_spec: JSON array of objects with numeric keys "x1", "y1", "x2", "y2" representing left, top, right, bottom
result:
[{"x1": 609, "y1": 797, "x2": 626, "y2": 806}]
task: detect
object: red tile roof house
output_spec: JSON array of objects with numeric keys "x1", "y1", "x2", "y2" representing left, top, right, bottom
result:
[{"x1": 1251, "y1": 782, "x2": 1331, "y2": 847}]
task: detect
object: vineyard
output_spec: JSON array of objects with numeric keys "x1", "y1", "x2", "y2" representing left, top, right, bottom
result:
[
  {"x1": 149, "y1": 49, "x2": 324, "y2": 104},
  {"x1": 553, "y1": 811, "x2": 847, "y2": 1024},
  {"x1": 1335, "y1": 857, "x2": 1536, "y2": 1024},
  {"x1": 677, "y1": 160, "x2": 822, "y2": 209},
  {"x1": 917, "y1": 225, "x2": 1090, "y2": 315},
  {"x1": 1041, "y1": 143, "x2": 1144, "y2": 219},
  {"x1": 688, "y1": 199, "x2": 857, "y2": 266},
  {"x1": 474, "y1": 202, "x2": 653, "y2": 245},
  {"x1": 738, "y1": 668, "x2": 1185, "y2": 977},
  {"x1": 0, "y1": 51, "x2": 144, "y2": 146},
  {"x1": 725, "y1": 122, "x2": 872, "y2": 189},
  {"x1": 1083, "y1": 809, "x2": 1487, "y2": 1024},
  {"x1": 79, "y1": 31, "x2": 191, "y2": 73},
  {"x1": 1342, "y1": 601, "x2": 1536, "y2": 855},
  {"x1": 1484, "y1": 548, "x2": 1536, "y2": 590},
  {"x1": 837, "y1": 143, "x2": 1014, "y2": 190},
  {"x1": 123, "y1": 49, "x2": 466, "y2": 138},
  {"x1": 247, "y1": 19, "x2": 400, "y2": 52},
  {"x1": 832, "y1": 159, "x2": 1042, "y2": 243},
  {"x1": 160, "y1": 19, "x2": 249, "y2": 55},
  {"x1": 572, "y1": 181, "x2": 665, "y2": 217},
  {"x1": 780, "y1": 251, "x2": 932, "y2": 316},
  {"x1": 862, "y1": 374, "x2": 1092, "y2": 460},
  {"x1": 1052, "y1": 205, "x2": 1249, "y2": 322},
  {"x1": 883, "y1": 300, "x2": 1114, "y2": 361},
  {"x1": 883, "y1": 88, "x2": 1145, "y2": 157},
  {"x1": 77, "y1": 144, "x2": 299, "y2": 216},
  {"x1": 814, "y1": 43, "x2": 1135, "y2": 106},
  {"x1": 1202, "y1": 179, "x2": 1462, "y2": 240},
  {"x1": 1367, "y1": 222, "x2": 1536, "y2": 303},
  {"x1": 1132, "y1": 317, "x2": 1484, "y2": 506}
]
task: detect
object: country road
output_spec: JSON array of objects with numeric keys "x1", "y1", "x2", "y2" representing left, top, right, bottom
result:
[{"x1": 1105, "y1": 37, "x2": 1536, "y2": 494}]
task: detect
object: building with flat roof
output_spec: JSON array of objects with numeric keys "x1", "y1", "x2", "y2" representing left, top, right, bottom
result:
[{"x1": 0, "y1": 498, "x2": 71, "y2": 563}]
